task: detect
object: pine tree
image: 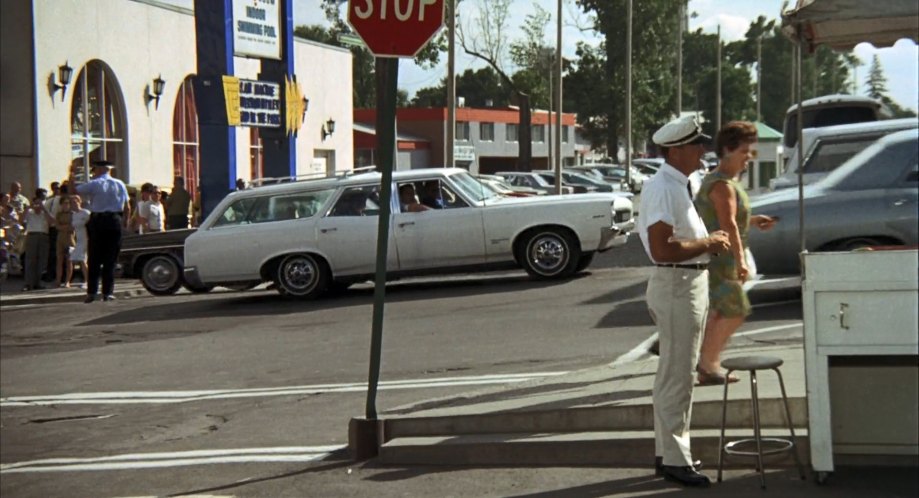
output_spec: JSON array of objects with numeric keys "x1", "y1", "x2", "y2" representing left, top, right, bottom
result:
[{"x1": 865, "y1": 55, "x2": 888, "y2": 100}]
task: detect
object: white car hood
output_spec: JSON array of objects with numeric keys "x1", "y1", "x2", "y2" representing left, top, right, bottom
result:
[{"x1": 483, "y1": 192, "x2": 631, "y2": 207}]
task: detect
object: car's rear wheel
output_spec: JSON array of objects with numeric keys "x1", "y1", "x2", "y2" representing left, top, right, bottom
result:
[
  {"x1": 520, "y1": 228, "x2": 581, "y2": 279},
  {"x1": 141, "y1": 256, "x2": 182, "y2": 296},
  {"x1": 276, "y1": 253, "x2": 328, "y2": 299},
  {"x1": 835, "y1": 237, "x2": 885, "y2": 251}
]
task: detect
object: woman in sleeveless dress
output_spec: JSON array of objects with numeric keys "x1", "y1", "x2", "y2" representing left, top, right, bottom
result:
[{"x1": 694, "y1": 121, "x2": 778, "y2": 385}]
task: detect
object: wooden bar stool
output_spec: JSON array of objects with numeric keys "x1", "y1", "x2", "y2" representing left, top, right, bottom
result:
[{"x1": 716, "y1": 355, "x2": 806, "y2": 488}]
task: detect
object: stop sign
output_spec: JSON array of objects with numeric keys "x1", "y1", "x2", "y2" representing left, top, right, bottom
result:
[{"x1": 348, "y1": 0, "x2": 446, "y2": 58}]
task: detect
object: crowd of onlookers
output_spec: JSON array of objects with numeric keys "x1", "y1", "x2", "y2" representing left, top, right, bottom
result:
[{"x1": 1, "y1": 176, "x2": 196, "y2": 291}]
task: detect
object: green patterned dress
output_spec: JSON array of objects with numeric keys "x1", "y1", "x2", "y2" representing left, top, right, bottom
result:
[{"x1": 694, "y1": 171, "x2": 752, "y2": 317}]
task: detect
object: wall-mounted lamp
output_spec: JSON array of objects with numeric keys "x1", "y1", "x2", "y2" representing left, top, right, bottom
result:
[
  {"x1": 322, "y1": 118, "x2": 336, "y2": 140},
  {"x1": 146, "y1": 75, "x2": 166, "y2": 109},
  {"x1": 52, "y1": 62, "x2": 74, "y2": 101}
]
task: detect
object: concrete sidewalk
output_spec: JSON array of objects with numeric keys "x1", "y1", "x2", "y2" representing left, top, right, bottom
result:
[
  {"x1": 366, "y1": 344, "x2": 808, "y2": 468},
  {"x1": 0, "y1": 276, "x2": 148, "y2": 306},
  {"x1": 350, "y1": 277, "x2": 809, "y2": 468}
]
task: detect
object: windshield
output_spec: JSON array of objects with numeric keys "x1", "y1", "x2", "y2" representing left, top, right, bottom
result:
[
  {"x1": 822, "y1": 131, "x2": 919, "y2": 190},
  {"x1": 564, "y1": 172, "x2": 601, "y2": 186},
  {"x1": 451, "y1": 171, "x2": 499, "y2": 202}
]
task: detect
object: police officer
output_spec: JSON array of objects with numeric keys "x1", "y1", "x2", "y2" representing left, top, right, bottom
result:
[
  {"x1": 638, "y1": 115, "x2": 730, "y2": 487},
  {"x1": 73, "y1": 160, "x2": 130, "y2": 303}
]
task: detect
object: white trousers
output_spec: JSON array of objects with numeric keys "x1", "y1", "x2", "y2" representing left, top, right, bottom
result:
[{"x1": 646, "y1": 266, "x2": 709, "y2": 466}]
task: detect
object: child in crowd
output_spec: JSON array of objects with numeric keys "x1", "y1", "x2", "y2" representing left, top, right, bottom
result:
[
  {"x1": 69, "y1": 195, "x2": 90, "y2": 287},
  {"x1": 54, "y1": 196, "x2": 76, "y2": 287}
]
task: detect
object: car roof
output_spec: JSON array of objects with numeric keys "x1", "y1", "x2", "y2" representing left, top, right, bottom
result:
[
  {"x1": 236, "y1": 168, "x2": 469, "y2": 195},
  {"x1": 786, "y1": 94, "x2": 882, "y2": 113},
  {"x1": 881, "y1": 127, "x2": 919, "y2": 144},
  {"x1": 802, "y1": 117, "x2": 918, "y2": 139}
]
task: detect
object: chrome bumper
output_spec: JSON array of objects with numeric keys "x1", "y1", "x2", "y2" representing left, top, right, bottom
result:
[
  {"x1": 598, "y1": 220, "x2": 635, "y2": 252},
  {"x1": 182, "y1": 266, "x2": 204, "y2": 288}
]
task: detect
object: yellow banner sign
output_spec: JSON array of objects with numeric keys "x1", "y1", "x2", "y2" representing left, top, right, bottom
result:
[
  {"x1": 285, "y1": 76, "x2": 306, "y2": 136},
  {"x1": 222, "y1": 75, "x2": 241, "y2": 126}
]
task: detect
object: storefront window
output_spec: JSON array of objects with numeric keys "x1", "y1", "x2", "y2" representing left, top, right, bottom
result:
[
  {"x1": 250, "y1": 128, "x2": 264, "y2": 182},
  {"x1": 172, "y1": 76, "x2": 199, "y2": 198},
  {"x1": 70, "y1": 60, "x2": 126, "y2": 182}
]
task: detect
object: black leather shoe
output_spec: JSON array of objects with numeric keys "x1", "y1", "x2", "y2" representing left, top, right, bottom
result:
[
  {"x1": 84, "y1": 295, "x2": 96, "y2": 304},
  {"x1": 655, "y1": 457, "x2": 702, "y2": 476},
  {"x1": 102, "y1": 294, "x2": 116, "y2": 302},
  {"x1": 660, "y1": 465, "x2": 711, "y2": 487}
]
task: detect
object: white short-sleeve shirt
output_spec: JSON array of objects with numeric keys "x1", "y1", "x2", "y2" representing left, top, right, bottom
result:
[{"x1": 637, "y1": 162, "x2": 710, "y2": 264}]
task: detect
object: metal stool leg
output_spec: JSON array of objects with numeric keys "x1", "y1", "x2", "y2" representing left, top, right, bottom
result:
[
  {"x1": 773, "y1": 367, "x2": 807, "y2": 480},
  {"x1": 750, "y1": 370, "x2": 766, "y2": 489},
  {"x1": 717, "y1": 369, "x2": 732, "y2": 483}
]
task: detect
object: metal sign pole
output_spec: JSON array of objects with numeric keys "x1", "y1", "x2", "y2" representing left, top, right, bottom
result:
[{"x1": 366, "y1": 56, "x2": 399, "y2": 420}]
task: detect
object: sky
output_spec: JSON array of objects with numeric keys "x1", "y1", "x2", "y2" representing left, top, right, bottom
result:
[{"x1": 171, "y1": 0, "x2": 918, "y2": 111}]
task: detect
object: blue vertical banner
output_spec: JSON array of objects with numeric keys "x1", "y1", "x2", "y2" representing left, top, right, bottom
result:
[
  {"x1": 258, "y1": 0, "x2": 297, "y2": 179},
  {"x1": 193, "y1": 0, "x2": 237, "y2": 219}
]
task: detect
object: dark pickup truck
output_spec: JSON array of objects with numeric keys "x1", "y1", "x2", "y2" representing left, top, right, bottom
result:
[{"x1": 119, "y1": 229, "x2": 260, "y2": 296}]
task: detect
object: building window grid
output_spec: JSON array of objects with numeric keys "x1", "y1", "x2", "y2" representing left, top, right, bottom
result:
[
  {"x1": 172, "y1": 78, "x2": 200, "y2": 197},
  {"x1": 250, "y1": 128, "x2": 264, "y2": 180},
  {"x1": 532, "y1": 124, "x2": 545, "y2": 143},
  {"x1": 506, "y1": 123, "x2": 518, "y2": 142},
  {"x1": 563, "y1": 125, "x2": 569, "y2": 143},
  {"x1": 71, "y1": 62, "x2": 125, "y2": 182},
  {"x1": 480, "y1": 122, "x2": 495, "y2": 142},
  {"x1": 456, "y1": 122, "x2": 470, "y2": 142}
]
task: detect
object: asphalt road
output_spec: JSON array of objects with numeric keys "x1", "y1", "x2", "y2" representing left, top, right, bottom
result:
[{"x1": 0, "y1": 238, "x2": 815, "y2": 498}]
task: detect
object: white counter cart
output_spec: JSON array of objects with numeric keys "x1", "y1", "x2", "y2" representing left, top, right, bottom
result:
[{"x1": 802, "y1": 249, "x2": 919, "y2": 483}]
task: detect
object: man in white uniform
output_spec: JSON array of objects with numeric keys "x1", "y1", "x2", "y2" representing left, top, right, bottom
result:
[{"x1": 638, "y1": 115, "x2": 730, "y2": 487}]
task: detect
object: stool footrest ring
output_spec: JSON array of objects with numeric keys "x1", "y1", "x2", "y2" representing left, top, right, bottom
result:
[{"x1": 724, "y1": 437, "x2": 795, "y2": 457}]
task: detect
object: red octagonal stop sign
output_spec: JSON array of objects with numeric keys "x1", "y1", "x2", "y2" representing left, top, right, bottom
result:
[{"x1": 348, "y1": 0, "x2": 446, "y2": 58}]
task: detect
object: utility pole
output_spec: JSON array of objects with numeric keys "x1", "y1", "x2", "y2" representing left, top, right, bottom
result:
[
  {"x1": 756, "y1": 35, "x2": 762, "y2": 122},
  {"x1": 446, "y1": 0, "x2": 456, "y2": 168},
  {"x1": 625, "y1": 0, "x2": 632, "y2": 185},
  {"x1": 555, "y1": 0, "x2": 563, "y2": 176},
  {"x1": 676, "y1": 1, "x2": 684, "y2": 116},
  {"x1": 715, "y1": 25, "x2": 722, "y2": 134},
  {"x1": 548, "y1": 62, "x2": 553, "y2": 172}
]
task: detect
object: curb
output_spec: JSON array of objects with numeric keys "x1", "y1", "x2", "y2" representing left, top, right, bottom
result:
[{"x1": 0, "y1": 286, "x2": 148, "y2": 306}]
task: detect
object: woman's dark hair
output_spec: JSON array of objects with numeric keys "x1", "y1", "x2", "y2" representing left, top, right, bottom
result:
[{"x1": 714, "y1": 121, "x2": 758, "y2": 158}]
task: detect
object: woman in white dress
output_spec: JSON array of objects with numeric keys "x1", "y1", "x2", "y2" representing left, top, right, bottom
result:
[{"x1": 69, "y1": 195, "x2": 91, "y2": 287}]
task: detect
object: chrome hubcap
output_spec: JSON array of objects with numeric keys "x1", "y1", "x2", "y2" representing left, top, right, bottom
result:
[
  {"x1": 529, "y1": 235, "x2": 567, "y2": 275},
  {"x1": 282, "y1": 257, "x2": 317, "y2": 293},
  {"x1": 147, "y1": 259, "x2": 177, "y2": 290}
]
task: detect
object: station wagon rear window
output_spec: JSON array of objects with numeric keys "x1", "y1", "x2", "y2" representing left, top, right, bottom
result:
[{"x1": 212, "y1": 188, "x2": 336, "y2": 227}]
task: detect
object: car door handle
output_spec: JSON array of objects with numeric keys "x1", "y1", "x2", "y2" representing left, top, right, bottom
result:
[
  {"x1": 398, "y1": 221, "x2": 415, "y2": 228},
  {"x1": 892, "y1": 199, "x2": 907, "y2": 206},
  {"x1": 320, "y1": 227, "x2": 337, "y2": 233}
]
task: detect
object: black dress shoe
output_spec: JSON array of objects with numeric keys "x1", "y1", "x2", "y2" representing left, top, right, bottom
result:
[
  {"x1": 660, "y1": 465, "x2": 711, "y2": 487},
  {"x1": 655, "y1": 457, "x2": 702, "y2": 476},
  {"x1": 84, "y1": 295, "x2": 96, "y2": 303},
  {"x1": 102, "y1": 294, "x2": 116, "y2": 302}
]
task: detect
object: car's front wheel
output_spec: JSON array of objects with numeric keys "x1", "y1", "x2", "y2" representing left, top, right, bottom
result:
[
  {"x1": 520, "y1": 228, "x2": 581, "y2": 279},
  {"x1": 276, "y1": 253, "x2": 328, "y2": 299},
  {"x1": 575, "y1": 253, "x2": 595, "y2": 272},
  {"x1": 141, "y1": 256, "x2": 182, "y2": 295}
]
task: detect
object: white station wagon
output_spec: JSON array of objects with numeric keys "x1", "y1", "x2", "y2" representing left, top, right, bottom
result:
[{"x1": 183, "y1": 168, "x2": 634, "y2": 298}]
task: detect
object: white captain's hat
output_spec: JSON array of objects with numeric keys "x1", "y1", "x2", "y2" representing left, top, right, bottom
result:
[{"x1": 652, "y1": 115, "x2": 711, "y2": 147}]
